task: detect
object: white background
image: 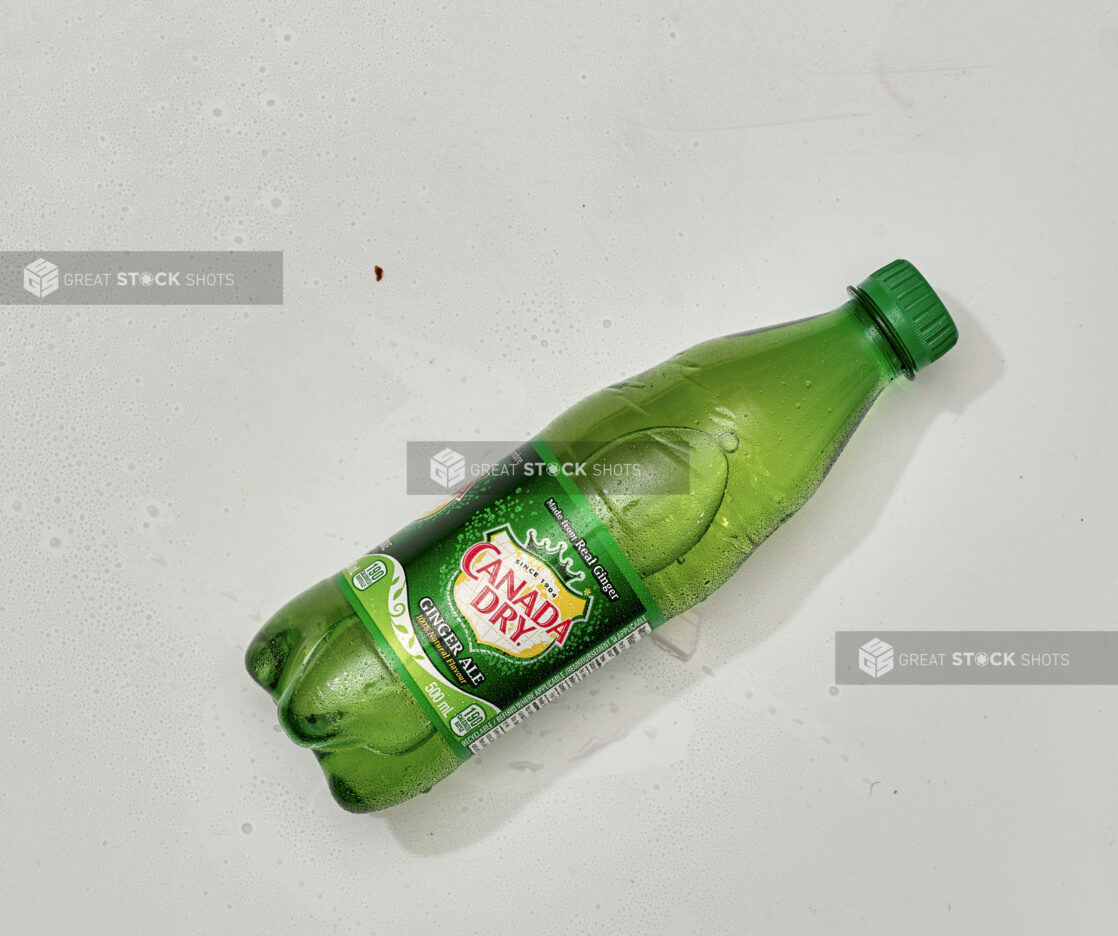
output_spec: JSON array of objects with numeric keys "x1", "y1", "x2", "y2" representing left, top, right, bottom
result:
[{"x1": 2, "y1": 3, "x2": 1117, "y2": 934}]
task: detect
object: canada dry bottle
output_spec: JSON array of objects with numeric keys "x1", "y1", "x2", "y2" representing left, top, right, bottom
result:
[{"x1": 246, "y1": 259, "x2": 958, "y2": 811}]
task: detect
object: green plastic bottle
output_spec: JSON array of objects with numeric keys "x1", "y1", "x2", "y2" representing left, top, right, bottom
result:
[{"x1": 246, "y1": 259, "x2": 958, "y2": 812}]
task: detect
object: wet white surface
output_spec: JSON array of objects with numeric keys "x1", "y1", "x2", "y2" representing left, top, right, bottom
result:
[{"x1": 2, "y1": 3, "x2": 1117, "y2": 934}]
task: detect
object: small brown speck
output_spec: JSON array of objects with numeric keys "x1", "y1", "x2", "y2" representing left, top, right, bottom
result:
[{"x1": 374, "y1": 265, "x2": 383, "y2": 281}]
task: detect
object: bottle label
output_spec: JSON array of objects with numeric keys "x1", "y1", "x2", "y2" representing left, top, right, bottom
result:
[{"x1": 335, "y1": 440, "x2": 663, "y2": 760}]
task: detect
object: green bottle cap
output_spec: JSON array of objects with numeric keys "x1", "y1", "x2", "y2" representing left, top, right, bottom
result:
[{"x1": 850, "y1": 259, "x2": 959, "y2": 374}]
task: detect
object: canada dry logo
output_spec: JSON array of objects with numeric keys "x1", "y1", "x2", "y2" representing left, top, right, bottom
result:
[
  {"x1": 453, "y1": 526, "x2": 591, "y2": 659},
  {"x1": 23, "y1": 258, "x2": 59, "y2": 298},
  {"x1": 430, "y1": 447, "x2": 466, "y2": 489},
  {"x1": 859, "y1": 637, "x2": 894, "y2": 678}
]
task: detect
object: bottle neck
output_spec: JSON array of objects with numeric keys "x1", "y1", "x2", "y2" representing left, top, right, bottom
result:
[{"x1": 842, "y1": 295, "x2": 911, "y2": 382}]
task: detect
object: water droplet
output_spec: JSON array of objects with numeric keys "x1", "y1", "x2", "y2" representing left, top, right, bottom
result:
[
  {"x1": 828, "y1": 686, "x2": 839, "y2": 696},
  {"x1": 717, "y1": 431, "x2": 739, "y2": 453},
  {"x1": 49, "y1": 537, "x2": 61, "y2": 548},
  {"x1": 241, "y1": 822, "x2": 253, "y2": 834}
]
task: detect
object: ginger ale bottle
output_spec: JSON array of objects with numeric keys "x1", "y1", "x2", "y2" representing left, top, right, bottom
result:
[{"x1": 246, "y1": 259, "x2": 958, "y2": 811}]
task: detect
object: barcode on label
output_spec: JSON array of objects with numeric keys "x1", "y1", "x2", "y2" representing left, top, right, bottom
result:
[{"x1": 467, "y1": 621, "x2": 652, "y2": 754}]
